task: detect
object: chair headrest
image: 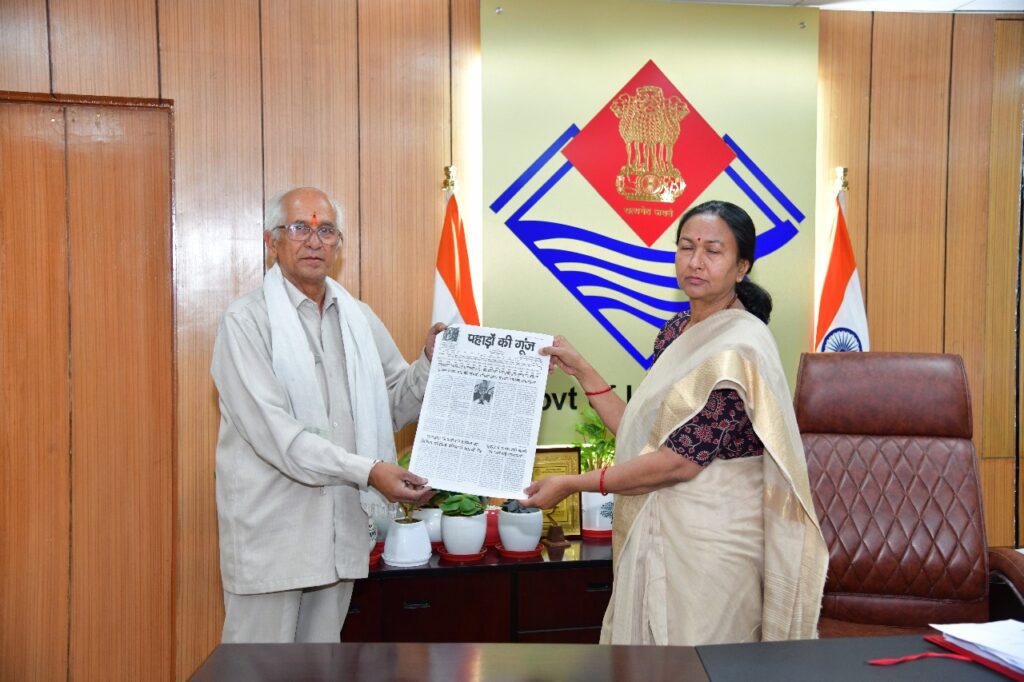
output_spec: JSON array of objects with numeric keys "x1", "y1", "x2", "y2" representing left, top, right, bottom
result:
[{"x1": 794, "y1": 352, "x2": 972, "y2": 438}]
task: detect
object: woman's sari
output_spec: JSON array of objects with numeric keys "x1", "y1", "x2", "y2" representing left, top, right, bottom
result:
[{"x1": 601, "y1": 309, "x2": 827, "y2": 645}]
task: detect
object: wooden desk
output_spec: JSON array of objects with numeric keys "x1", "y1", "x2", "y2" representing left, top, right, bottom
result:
[
  {"x1": 191, "y1": 641, "x2": 709, "y2": 682},
  {"x1": 343, "y1": 539, "x2": 613, "y2": 643},
  {"x1": 191, "y1": 636, "x2": 1009, "y2": 681}
]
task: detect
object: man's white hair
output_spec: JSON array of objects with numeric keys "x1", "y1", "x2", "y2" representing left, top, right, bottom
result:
[{"x1": 264, "y1": 188, "x2": 346, "y2": 239}]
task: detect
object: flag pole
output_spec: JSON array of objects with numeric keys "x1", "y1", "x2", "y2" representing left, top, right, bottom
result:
[
  {"x1": 442, "y1": 164, "x2": 457, "y2": 202},
  {"x1": 835, "y1": 165, "x2": 848, "y2": 193}
]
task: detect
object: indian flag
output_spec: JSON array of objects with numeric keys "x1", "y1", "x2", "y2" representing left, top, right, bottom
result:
[
  {"x1": 815, "y1": 188, "x2": 869, "y2": 353},
  {"x1": 432, "y1": 192, "x2": 480, "y2": 326}
]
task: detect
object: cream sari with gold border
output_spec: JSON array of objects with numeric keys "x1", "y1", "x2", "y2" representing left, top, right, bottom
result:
[{"x1": 600, "y1": 309, "x2": 827, "y2": 645}]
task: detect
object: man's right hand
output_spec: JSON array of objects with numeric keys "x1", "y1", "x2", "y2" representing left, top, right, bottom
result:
[{"x1": 368, "y1": 461, "x2": 434, "y2": 505}]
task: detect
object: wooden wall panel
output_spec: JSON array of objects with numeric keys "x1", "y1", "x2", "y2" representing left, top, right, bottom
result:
[
  {"x1": 816, "y1": 10, "x2": 871, "y2": 276},
  {"x1": 358, "y1": 0, "x2": 451, "y2": 449},
  {"x1": 981, "y1": 457, "x2": 1015, "y2": 547},
  {"x1": 946, "y1": 15, "x2": 995, "y2": 458},
  {"x1": 451, "y1": 0, "x2": 483, "y2": 318},
  {"x1": 159, "y1": 1, "x2": 264, "y2": 677},
  {"x1": 261, "y1": 0, "x2": 361, "y2": 294},
  {"x1": 866, "y1": 13, "x2": 952, "y2": 354},
  {"x1": 0, "y1": 102, "x2": 70, "y2": 682},
  {"x1": 358, "y1": 0, "x2": 450, "y2": 345},
  {"x1": 67, "y1": 104, "x2": 173, "y2": 681},
  {"x1": 984, "y1": 19, "x2": 1023, "y2": 469},
  {"x1": 49, "y1": 0, "x2": 158, "y2": 98},
  {"x1": 0, "y1": 0, "x2": 50, "y2": 92}
]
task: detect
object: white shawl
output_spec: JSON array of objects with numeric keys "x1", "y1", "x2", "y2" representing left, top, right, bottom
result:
[{"x1": 263, "y1": 264, "x2": 396, "y2": 506}]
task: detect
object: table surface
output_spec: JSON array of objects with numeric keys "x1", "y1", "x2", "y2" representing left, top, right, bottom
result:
[{"x1": 190, "y1": 635, "x2": 1010, "y2": 681}]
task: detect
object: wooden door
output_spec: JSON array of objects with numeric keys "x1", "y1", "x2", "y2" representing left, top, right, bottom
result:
[{"x1": 0, "y1": 99, "x2": 174, "y2": 681}]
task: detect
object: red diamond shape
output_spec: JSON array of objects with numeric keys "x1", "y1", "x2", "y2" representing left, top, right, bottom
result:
[{"x1": 562, "y1": 60, "x2": 736, "y2": 246}]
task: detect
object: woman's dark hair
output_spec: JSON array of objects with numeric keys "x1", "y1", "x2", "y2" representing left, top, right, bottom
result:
[{"x1": 674, "y1": 200, "x2": 773, "y2": 324}]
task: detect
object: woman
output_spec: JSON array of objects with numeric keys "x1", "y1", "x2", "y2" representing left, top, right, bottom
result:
[{"x1": 524, "y1": 200, "x2": 827, "y2": 646}]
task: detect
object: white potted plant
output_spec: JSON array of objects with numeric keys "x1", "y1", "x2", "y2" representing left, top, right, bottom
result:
[
  {"x1": 439, "y1": 494, "x2": 487, "y2": 556},
  {"x1": 381, "y1": 503, "x2": 432, "y2": 567},
  {"x1": 411, "y1": 491, "x2": 449, "y2": 545},
  {"x1": 575, "y1": 406, "x2": 615, "y2": 539},
  {"x1": 497, "y1": 499, "x2": 543, "y2": 553}
]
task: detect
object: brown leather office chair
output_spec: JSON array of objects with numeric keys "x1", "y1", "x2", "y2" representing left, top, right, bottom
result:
[{"x1": 794, "y1": 352, "x2": 1024, "y2": 637}]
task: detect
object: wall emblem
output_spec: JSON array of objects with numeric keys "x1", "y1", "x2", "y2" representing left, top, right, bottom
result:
[{"x1": 490, "y1": 60, "x2": 805, "y2": 368}]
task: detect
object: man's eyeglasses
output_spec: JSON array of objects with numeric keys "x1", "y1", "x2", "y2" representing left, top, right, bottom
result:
[{"x1": 274, "y1": 222, "x2": 342, "y2": 245}]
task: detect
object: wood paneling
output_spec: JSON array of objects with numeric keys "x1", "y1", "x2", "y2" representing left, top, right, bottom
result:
[
  {"x1": 0, "y1": 102, "x2": 70, "y2": 682},
  {"x1": 0, "y1": 0, "x2": 50, "y2": 92},
  {"x1": 866, "y1": 13, "x2": 952, "y2": 353},
  {"x1": 67, "y1": 104, "x2": 173, "y2": 681},
  {"x1": 946, "y1": 15, "x2": 995, "y2": 458},
  {"x1": 49, "y1": 0, "x2": 158, "y2": 98},
  {"x1": 358, "y1": 0, "x2": 450, "y2": 353},
  {"x1": 159, "y1": 1, "x2": 264, "y2": 676},
  {"x1": 358, "y1": 0, "x2": 451, "y2": 450},
  {"x1": 981, "y1": 457, "x2": 1015, "y2": 547},
  {"x1": 261, "y1": 0, "x2": 361, "y2": 294},
  {"x1": 451, "y1": 0, "x2": 484, "y2": 318},
  {"x1": 816, "y1": 10, "x2": 871, "y2": 276},
  {"x1": 984, "y1": 19, "x2": 1024, "y2": 467},
  {"x1": 986, "y1": 18, "x2": 1024, "y2": 546}
]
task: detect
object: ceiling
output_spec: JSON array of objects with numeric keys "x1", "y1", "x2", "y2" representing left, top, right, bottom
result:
[{"x1": 670, "y1": 0, "x2": 1024, "y2": 11}]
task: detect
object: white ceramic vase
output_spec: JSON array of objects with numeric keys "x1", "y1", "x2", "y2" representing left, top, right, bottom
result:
[
  {"x1": 497, "y1": 509, "x2": 543, "y2": 552},
  {"x1": 412, "y1": 507, "x2": 443, "y2": 543},
  {"x1": 382, "y1": 518, "x2": 431, "y2": 567},
  {"x1": 441, "y1": 513, "x2": 487, "y2": 555},
  {"x1": 581, "y1": 491, "x2": 614, "y2": 538}
]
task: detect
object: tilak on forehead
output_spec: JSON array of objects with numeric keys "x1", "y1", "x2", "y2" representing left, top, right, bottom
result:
[{"x1": 311, "y1": 212, "x2": 318, "y2": 227}]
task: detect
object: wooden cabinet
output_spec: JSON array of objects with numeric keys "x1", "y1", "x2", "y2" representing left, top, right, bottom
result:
[
  {"x1": 342, "y1": 541, "x2": 612, "y2": 644},
  {"x1": 515, "y1": 566, "x2": 612, "y2": 643}
]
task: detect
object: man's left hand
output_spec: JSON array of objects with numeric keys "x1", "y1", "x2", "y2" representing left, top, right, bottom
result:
[
  {"x1": 368, "y1": 461, "x2": 434, "y2": 505},
  {"x1": 424, "y1": 322, "x2": 447, "y2": 361}
]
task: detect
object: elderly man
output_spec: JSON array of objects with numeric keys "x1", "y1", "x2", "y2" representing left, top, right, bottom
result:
[{"x1": 212, "y1": 186, "x2": 439, "y2": 643}]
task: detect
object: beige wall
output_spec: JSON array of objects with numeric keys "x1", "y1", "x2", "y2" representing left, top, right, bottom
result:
[{"x1": 0, "y1": 3, "x2": 1021, "y2": 679}]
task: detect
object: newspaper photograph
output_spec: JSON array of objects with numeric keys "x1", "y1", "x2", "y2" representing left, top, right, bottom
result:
[{"x1": 409, "y1": 325, "x2": 553, "y2": 499}]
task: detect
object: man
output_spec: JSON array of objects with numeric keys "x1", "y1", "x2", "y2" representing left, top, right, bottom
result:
[{"x1": 212, "y1": 186, "x2": 439, "y2": 643}]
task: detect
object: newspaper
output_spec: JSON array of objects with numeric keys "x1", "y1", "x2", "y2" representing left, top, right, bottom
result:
[{"x1": 409, "y1": 325, "x2": 553, "y2": 499}]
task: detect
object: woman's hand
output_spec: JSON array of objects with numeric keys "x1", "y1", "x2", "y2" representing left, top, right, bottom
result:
[
  {"x1": 541, "y1": 336, "x2": 592, "y2": 380},
  {"x1": 521, "y1": 474, "x2": 576, "y2": 510}
]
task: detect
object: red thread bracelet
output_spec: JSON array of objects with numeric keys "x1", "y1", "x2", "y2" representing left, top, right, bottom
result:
[
  {"x1": 599, "y1": 466, "x2": 609, "y2": 496},
  {"x1": 585, "y1": 386, "x2": 613, "y2": 397}
]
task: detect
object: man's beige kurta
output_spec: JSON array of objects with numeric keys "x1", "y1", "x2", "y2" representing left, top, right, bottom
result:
[{"x1": 212, "y1": 278, "x2": 429, "y2": 594}]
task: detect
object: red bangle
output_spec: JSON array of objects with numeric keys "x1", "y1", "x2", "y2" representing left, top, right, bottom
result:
[
  {"x1": 585, "y1": 386, "x2": 613, "y2": 397},
  {"x1": 599, "y1": 466, "x2": 609, "y2": 496}
]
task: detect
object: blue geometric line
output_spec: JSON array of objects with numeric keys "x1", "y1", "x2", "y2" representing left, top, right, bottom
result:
[
  {"x1": 509, "y1": 160, "x2": 575, "y2": 224},
  {"x1": 489, "y1": 124, "x2": 580, "y2": 213},
  {"x1": 724, "y1": 165, "x2": 799, "y2": 260},
  {"x1": 539, "y1": 250, "x2": 679, "y2": 287},
  {"x1": 558, "y1": 270, "x2": 682, "y2": 311},
  {"x1": 723, "y1": 134, "x2": 805, "y2": 223},
  {"x1": 514, "y1": 221, "x2": 676, "y2": 263}
]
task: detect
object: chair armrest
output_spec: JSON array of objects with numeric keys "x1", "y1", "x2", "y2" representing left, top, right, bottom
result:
[
  {"x1": 988, "y1": 547, "x2": 1024, "y2": 620},
  {"x1": 990, "y1": 547, "x2": 1024, "y2": 588}
]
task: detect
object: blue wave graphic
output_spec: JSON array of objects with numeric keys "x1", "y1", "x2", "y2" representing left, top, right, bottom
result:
[{"x1": 490, "y1": 125, "x2": 804, "y2": 369}]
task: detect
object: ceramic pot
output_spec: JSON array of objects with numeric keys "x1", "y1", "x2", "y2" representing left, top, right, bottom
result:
[
  {"x1": 412, "y1": 507, "x2": 442, "y2": 543},
  {"x1": 581, "y1": 491, "x2": 614, "y2": 538},
  {"x1": 382, "y1": 518, "x2": 431, "y2": 567},
  {"x1": 441, "y1": 513, "x2": 487, "y2": 555},
  {"x1": 497, "y1": 509, "x2": 543, "y2": 552}
]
